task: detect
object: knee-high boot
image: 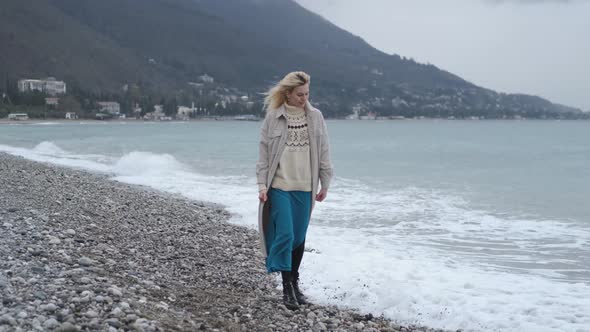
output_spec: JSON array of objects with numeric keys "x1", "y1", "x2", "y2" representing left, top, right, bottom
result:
[{"x1": 291, "y1": 241, "x2": 308, "y2": 305}]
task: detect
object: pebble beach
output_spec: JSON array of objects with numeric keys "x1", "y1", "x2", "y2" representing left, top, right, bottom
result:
[{"x1": 0, "y1": 153, "x2": 454, "y2": 332}]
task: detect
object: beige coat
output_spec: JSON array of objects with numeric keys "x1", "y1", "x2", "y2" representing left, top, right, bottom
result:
[{"x1": 256, "y1": 102, "x2": 333, "y2": 257}]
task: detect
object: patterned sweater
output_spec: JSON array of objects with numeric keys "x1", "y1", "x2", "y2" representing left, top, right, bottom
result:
[{"x1": 270, "y1": 103, "x2": 312, "y2": 192}]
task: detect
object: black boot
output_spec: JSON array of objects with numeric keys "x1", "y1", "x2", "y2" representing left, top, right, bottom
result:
[
  {"x1": 292, "y1": 272, "x2": 309, "y2": 305},
  {"x1": 281, "y1": 272, "x2": 299, "y2": 310},
  {"x1": 291, "y1": 242, "x2": 309, "y2": 305}
]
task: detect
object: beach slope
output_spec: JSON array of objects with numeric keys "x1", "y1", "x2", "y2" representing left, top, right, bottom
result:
[{"x1": 0, "y1": 153, "x2": 447, "y2": 332}]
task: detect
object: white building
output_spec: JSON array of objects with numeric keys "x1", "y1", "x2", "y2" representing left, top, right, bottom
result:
[
  {"x1": 18, "y1": 78, "x2": 66, "y2": 95},
  {"x1": 359, "y1": 111, "x2": 377, "y2": 120},
  {"x1": 132, "y1": 103, "x2": 142, "y2": 118},
  {"x1": 144, "y1": 105, "x2": 165, "y2": 120},
  {"x1": 97, "y1": 101, "x2": 121, "y2": 115},
  {"x1": 45, "y1": 97, "x2": 59, "y2": 106},
  {"x1": 65, "y1": 112, "x2": 78, "y2": 120},
  {"x1": 199, "y1": 74, "x2": 214, "y2": 83},
  {"x1": 8, "y1": 113, "x2": 29, "y2": 120},
  {"x1": 177, "y1": 103, "x2": 196, "y2": 120}
]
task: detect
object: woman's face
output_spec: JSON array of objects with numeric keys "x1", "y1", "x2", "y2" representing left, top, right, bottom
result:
[{"x1": 286, "y1": 83, "x2": 309, "y2": 108}]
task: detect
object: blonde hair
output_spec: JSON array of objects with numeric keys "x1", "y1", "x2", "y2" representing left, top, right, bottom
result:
[{"x1": 264, "y1": 71, "x2": 310, "y2": 111}]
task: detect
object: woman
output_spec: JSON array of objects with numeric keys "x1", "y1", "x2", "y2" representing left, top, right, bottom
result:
[{"x1": 256, "y1": 71, "x2": 333, "y2": 310}]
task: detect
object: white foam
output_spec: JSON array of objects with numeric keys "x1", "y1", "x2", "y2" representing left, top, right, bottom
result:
[
  {"x1": 32, "y1": 141, "x2": 67, "y2": 155},
  {"x1": 31, "y1": 122, "x2": 61, "y2": 126},
  {"x1": 0, "y1": 142, "x2": 110, "y2": 172},
  {"x1": 111, "y1": 151, "x2": 188, "y2": 176},
  {"x1": 303, "y1": 225, "x2": 590, "y2": 331}
]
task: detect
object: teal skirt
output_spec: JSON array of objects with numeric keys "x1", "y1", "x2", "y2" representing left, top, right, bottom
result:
[{"x1": 265, "y1": 188, "x2": 311, "y2": 273}]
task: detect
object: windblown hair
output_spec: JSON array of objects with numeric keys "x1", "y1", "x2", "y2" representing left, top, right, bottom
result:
[{"x1": 264, "y1": 71, "x2": 310, "y2": 111}]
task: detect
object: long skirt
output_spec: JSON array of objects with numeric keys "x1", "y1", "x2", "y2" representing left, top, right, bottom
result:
[{"x1": 265, "y1": 188, "x2": 311, "y2": 273}]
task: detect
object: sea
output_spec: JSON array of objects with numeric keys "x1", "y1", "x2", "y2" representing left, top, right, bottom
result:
[{"x1": 1, "y1": 119, "x2": 589, "y2": 332}]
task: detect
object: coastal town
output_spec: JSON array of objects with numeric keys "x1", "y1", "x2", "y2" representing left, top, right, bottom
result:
[
  {"x1": 1, "y1": 75, "x2": 263, "y2": 122},
  {"x1": 3, "y1": 74, "x2": 588, "y2": 122}
]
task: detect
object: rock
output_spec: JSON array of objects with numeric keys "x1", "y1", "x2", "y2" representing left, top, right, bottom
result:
[
  {"x1": 0, "y1": 275, "x2": 7, "y2": 288},
  {"x1": 131, "y1": 318, "x2": 156, "y2": 332},
  {"x1": 110, "y1": 307, "x2": 123, "y2": 317},
  {"x1": 78, "y1": 257, "x2": 94, "y2": 266},
  {"x1": 65, "y1": 229, "x2": 76, "y2": 236},
  {"x1": 80, "y1": 290, "x2": 93, "y2": 297},
  {"x1": 31, "y1": 266, "x2": 45, "y2": 275},
  {"x1": 12, "y1": 276, "x2": 26, "y2": 285},
  {"x1": 108, "y1": 287, "x2": 122, "y2": 297},
  {"x1": 48, "y1": 236, "x2": 61, "y2": 244},
  {"x1": 77, "y1": 277, "x2": 91, "y2": 284},
  {"x1": 41, "y1": 303, "x2": 58, "y2": 312},
  {"x1": 85, "y1": 310, "x2": 98, "y2": 318},
  {"x1": 43, "y1": 318, "x2": 60, "y2": 329},
  {"x1": 315, "y1": 322, "x2": 327, "y2": 331},
  {"x1": 16, "y1": 312, "x2": 28, "y2": 319},
  {"x1": 7, "y1": 208, "x2": 18, "y2": 213},
  {"x1": 56, "y1": 322, "x2": 80, "y2": 332},
  {"x1": 0, "y1": 314, "x2": 16, "y2": 326},
  {"x1": 105, "y1": 318, "x2": 121, "y2": 328}
]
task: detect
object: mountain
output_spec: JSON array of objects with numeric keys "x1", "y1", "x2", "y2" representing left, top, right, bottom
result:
[{"x1": 0, "y1": 0, "x2": 584, "y2": 118}]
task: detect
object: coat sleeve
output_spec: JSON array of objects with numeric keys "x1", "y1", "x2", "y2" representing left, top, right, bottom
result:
[
  {"x1": 256, "y1": 115, "x2": 270, "y2": 191},
  {"x1": 318, "y1": 112, "x2": 334, "y2": 190}
]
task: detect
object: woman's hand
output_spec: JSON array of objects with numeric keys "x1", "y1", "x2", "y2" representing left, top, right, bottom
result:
[
  {"x1": 259, "y1": 189, "x2": 268, "y2": 202},
  {"x1": 315, "y1": 188, "x2": 328, "y2": 202}
]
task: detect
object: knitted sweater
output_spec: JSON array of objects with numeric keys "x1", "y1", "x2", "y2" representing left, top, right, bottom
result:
[{"x1": 270, "y1": 103, "x2": 312, "y2": 192}]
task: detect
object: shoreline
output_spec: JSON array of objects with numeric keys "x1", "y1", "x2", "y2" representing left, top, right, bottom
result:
[
  {"x1": 1, "y1": 117, "x2": 589, "y2": 125},
  {"x1": 0, "y1": 153, "x2": 451, "y2": 332}
]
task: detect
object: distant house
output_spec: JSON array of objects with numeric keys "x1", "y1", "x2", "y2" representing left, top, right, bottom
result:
[
  {"x1": 144, "y1": 105, "x2": 165, "y2": 120},
  {"x1": 18, "y1": 77, "x2": 66, "y2": 95},
  {"x1": 8, "y1": 113, "x2": 29, "y2": 120},
  {"x1": 345, "y1": 104, "x2": 364, "y2": 120},
  {"x1": 45, "y1": 97, "x2": 59, "y2": 107},
  {"x1": 132, "y1": 104, "x2": 142, "y2": 118},
  {"x1": 97, "y1": 101, "x2": 121, "y2": 115},
  {"x1": 65, "y1": 112, "x2": 78, "y2": 120},
  {"x1": 176, "y1": 106, "x2": 195, "y2": 121},
  {"x1": 359, "y1": 112, "x2": 377, "y2": 120},
  {"x1": 199, "y1": 74, "x2": 214, "y2": 83}
]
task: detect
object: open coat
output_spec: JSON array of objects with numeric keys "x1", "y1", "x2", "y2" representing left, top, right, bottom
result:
[{"x1": 256, "y1": 102, "x2": 333, "y2": 257}]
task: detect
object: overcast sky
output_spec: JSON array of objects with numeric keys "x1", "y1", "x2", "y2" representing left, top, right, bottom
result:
[{"x1": 296, "y1": 0, "x2": 590, "y2": 110}]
